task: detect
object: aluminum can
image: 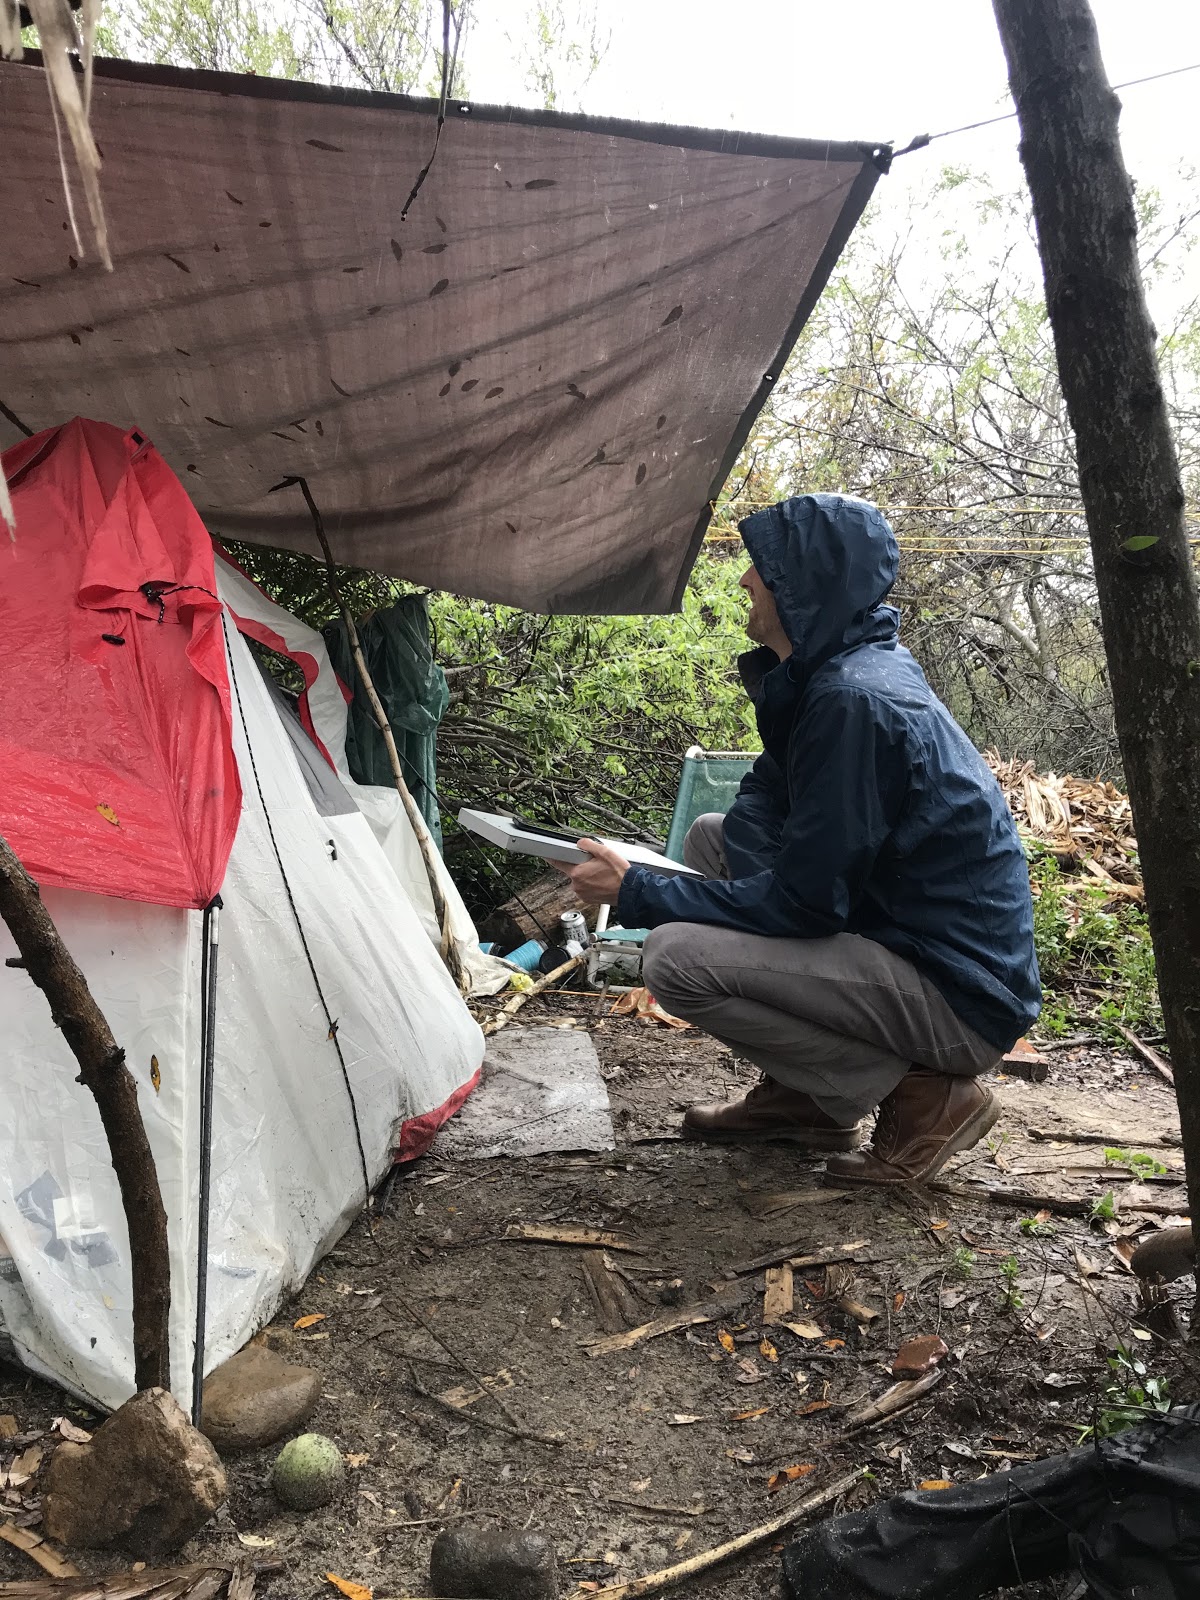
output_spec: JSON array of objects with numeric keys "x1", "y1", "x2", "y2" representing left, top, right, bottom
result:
[{"x1": 559, "y1": 911, "x2": 589, "y2": 948}]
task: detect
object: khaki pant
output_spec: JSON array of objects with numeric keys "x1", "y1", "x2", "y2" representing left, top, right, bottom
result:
[{"x1": 642, "y1": 814, "x2": 1001, "y2": 1124}]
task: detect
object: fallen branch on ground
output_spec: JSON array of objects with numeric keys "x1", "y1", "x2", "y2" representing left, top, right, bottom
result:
[
  {"x1": 931, "y1": 1180, "x2": 1185, "y2": 1217},
  {"x1": 1111, "y1": 1022, "x2": 1175, "y2": 1085},
  {"x1": 583, "y1": 1286, "x2": 750, "y2": 1358},
  {"x1": 481, "y1": 953, "x2": 586, "y2": 1036},
  {"x1": 405, "y1": 1363, "x2": 563, "y2": 1448},
  {"x1": 586, "y1": 1469, "x2": 865, "y2": 1600},
  {"x1": 1027, "y1": 1126, "x2": 1180, "y2": 1147},
  {"x1": 0, "y1": 1523, "x2": 79, "y2": 1580},
  {"x1": 725, "y1": 1240, "x2": 872, "y2": 1277}
]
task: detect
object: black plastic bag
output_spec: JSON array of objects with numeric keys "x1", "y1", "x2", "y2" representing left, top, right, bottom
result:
[{"x1": 781, "y1": 1405, "x2": 1200, "y2": 1600}]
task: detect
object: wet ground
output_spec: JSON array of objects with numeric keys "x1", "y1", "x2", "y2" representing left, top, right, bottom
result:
[{"x1": 2, "y1": 1002, "x2": 1196, "y2": 1600}]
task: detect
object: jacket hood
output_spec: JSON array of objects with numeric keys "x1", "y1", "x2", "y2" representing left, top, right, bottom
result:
[{"x1": 739, "y1": 494, "x2": 900, "y2": 681}]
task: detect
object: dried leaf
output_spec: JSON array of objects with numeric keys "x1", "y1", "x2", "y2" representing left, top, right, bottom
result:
[
  {"x1": 96, "y1": 803, "x2": 120, "y2": 826},
  {"x1": 52, "y1": 1417, "x2": 91, "y2": 1444},
  {"x1": 930, "y1": 1219, "x2": 949, "y2": 1231},
  {"x1": 822, "y1": 1339, "x2": 845, "y2": 1351},
  {"x1": 294, "y1": 1313, "x2": 327, "y2": 1329},
  {"x1": 892, "y1": 1291, "x2": 906, "y2": 1313},
  {"x1": 717, "y1": 1328, "x2": 736, "y2": 1355},
  {"x1": 150, "y1": 1053, "x2": 161, "y2": 1093},
  {"x1": 732, "y1": 1407, "x2": 769, "y2": 1421},
  {"x1": 919, "y1": 1479, "x2": 953, "y2": 1491},
  {"x1": 673, "y1": 1531, "x2": 693, "y2": 1551},
  {"x1": 1131, "y1": 1328, "x2": 1153, "y2": 1341},
  {"x1": 768, "y1": 1463, "x2": 817, "y2": 1492},
  {"x1": 326, "y1": 1575, "x2": 372, "y2": 1600},
  {"x1": 668, "y1": 1414, "x2": 704, "y2": 1426},
  {"x1": 725, "y1": 1445, "x2": 755, "y2": 1464},
  {"x1": 797, "y1": 1400, "x2": 831, "y2": 1416},
  {"x1": 237, "y1": 1532, "x2": 276, "y2": 1548},
  {"x1": 344, "y1": 1452, "x2": 370, "y2": 1468},
  {"x1": 783, "y1": 1320, "x2": 824, "y2": 1340},
  {"x1": 759, "y1": 1338, "x2": 778, "y2": 1363}
]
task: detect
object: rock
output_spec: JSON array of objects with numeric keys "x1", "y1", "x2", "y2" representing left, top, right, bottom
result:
[
  {"x1": 44, "y1": 1387, "x2": 227, "y2": 1555},
  {"x1": 271, "y1": 1433, "x2": 345, "y2": 1510},
  {"x1": 892, "y1": 1334, "x2": 950, "y2": 1378},
  {"x1": 431, "y1": 1526, "x2": 559, "y2": 1600},
  {"x1": 201, "y1": 1343, "x2": 321, "y2": 1453},
  {"x1": 1131, "y1": 1225, "x2": 1194, "y2": 1282}
]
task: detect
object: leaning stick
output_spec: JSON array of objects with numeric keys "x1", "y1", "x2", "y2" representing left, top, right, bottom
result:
[
  {"x1": 481, "y1": 953, "x2": 585, "y2": 1036},
  {"x1": 587, "y1": 1469, "x2": 865, "y2": 1600},
  {"x1": 280, "y1": 476, "x2": 467, "y2": 993},
  {"x1": 1111, "y1": 1022, "x2": 1175, "y2": 1085}
]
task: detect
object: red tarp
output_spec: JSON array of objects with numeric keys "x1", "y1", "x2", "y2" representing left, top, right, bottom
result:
[{"x1": 0, "y1": 417, "x2": 241, "y2": 908}]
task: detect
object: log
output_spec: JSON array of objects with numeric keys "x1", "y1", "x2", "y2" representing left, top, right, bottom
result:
[
  {"x1": 0, "y1": 832, "x2": 171, "y2": 1392},
  {"x1": 477, "y1": 869, "x2": 584, "y2": 951}
]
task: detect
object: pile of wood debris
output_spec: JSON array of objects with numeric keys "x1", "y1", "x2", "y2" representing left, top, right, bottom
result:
[{"x1": 986, "y1": 754, "x2": 1142, "y2": 898}]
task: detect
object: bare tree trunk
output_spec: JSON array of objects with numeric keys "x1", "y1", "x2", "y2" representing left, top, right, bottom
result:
[
  {"x1": 991, "y1": 0, "x2": 1200, "y2": 1255},
  {"x1": 0, "y1": 833, "x2": 171, "y2": 1390}
]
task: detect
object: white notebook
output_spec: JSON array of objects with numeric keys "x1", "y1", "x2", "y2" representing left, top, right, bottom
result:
[{"x1": 457, "y1": 809, "x2": 702, "y2": 878}]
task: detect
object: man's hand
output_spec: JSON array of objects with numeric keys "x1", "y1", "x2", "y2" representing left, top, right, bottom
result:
[{"x1": 559, "y1": 838, "x2": 631, "y2": 905}]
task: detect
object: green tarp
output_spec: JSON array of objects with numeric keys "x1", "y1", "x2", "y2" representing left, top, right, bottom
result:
[{"x1": 324, "y1": 597, "x2": 448, "y2": 846}]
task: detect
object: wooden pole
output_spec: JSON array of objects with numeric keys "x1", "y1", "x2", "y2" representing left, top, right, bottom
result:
[
  {"x1": 280, "y1": 476, "x2": 468, "y2": 995},
  {"x1": 991, "y1": 0, "x2": 1200, "y2": 1314},
  {"x1": 0, "y1": 832, "x2": 171, "y2": 1392}
]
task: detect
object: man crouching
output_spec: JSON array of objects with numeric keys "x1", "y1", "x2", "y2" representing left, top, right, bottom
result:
[{"x1": 565, "y1": 493, "x2": 1041, "y2": 1187}]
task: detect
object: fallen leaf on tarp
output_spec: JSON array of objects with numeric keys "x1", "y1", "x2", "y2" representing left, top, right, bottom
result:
[
  {"x1": 725, "y1": 1445, "x2": 755, "y2": 1464},
  {"x1": 797, "y1": 1400, "x2": 831, "y2": 1416},
  {"x1": 96, "y1": 803, "x2": 120, "y2": 826},
  {"x1": 718, "y1": 1329, "x2": 736, "y2": 1354},
  {"x1": 919, "y1": 1479, "x2": 953, "y2": 1491},
  {"x1": 237, "y1": 1532, "x2": 276, "y2": 1548},
  {"x1": 768, "y1": 1463, "x2": 817, "y2": 1492},
  {"x1": 759, "y1": 1338, "x2": 778, "y2": 1363},
  {"x1": 733, "y1": 1407, "x2": 769, "y2": 1421},
  {"x1": 326, "y1": 1575, "x2": 372, "y2": 1600},
  {"x1": 294, "y1": 1313, "x2": 327, "y2": 1329},
  {"x1": 784, "y1": 1320, "x2": 824, "y2": 1340},
  {"x1": 150, "y1": 1053, "x2": 162, "y2": 1093},
  {"x1": 609, "y1": 988, "x2": 692, "y2": 1029},
  {"x1": 668, "y1": 1414, "x2": 704, "y2": 1426},
  {"x1": 892, "y1": 1291, "x2": 906, "y2": 1313},
  {"x1": 52, "y1": 1416, "x2": 92, "y2": 1444}
]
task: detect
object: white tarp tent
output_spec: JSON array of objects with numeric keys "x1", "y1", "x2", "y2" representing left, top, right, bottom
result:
[{"x1": 0, "y1": 420, "x2": 503, "y2": 1412}]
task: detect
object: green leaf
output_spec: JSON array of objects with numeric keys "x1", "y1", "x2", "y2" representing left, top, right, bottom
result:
[{"x1": 1121, "y1": 536, "x2": 1160, "y2": 552}]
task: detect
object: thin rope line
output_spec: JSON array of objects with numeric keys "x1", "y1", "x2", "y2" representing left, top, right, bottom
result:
[
  {"x1": 895, "y1": 60, "x2": 1200, "y2": 155},
  {"x1": 222, "y1": 612, "x2": 372, "y2": 1205}
]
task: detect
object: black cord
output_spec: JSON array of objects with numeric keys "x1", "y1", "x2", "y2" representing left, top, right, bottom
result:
[
  {"x1": 221, "y1": 612, "x2": 372, "y2": 1205},
  {"x1": 399, "y1": 0, "x2": 461, "y2": 221}
]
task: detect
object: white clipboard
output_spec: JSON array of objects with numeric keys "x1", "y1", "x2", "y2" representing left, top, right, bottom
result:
[{"x1": 457, "y1": 809, "x2": 702, "y2": 878}]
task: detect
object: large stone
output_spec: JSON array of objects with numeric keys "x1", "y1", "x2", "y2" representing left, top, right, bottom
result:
[
  {"x1": 431, "y1": 1526, "x2": 559, "y2": 1600},
  {"x1": 44, "y1": 1388, "x2": 227, "y2": 1555},
  {"x1": 201, "y1": 1343, "x2": 321, "y2": 1453}
]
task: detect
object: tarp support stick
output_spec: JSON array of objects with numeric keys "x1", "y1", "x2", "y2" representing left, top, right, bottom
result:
[{"x1": 192, "y1": 893, "x2": 222, "y2": 1427}]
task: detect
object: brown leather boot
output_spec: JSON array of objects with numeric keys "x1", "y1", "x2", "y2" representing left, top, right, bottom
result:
[
  {"x1": 682, "y1": 1075, "x2": 864, "y2": 1150},
  {"x1": 825, "y1": 1068, "x2": 999, "y2": 1187}
]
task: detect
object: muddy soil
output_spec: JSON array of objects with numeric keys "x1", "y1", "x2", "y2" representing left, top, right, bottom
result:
[{"x1": 3, "y1": 1004, "x2": 1196, "y2": 1600}]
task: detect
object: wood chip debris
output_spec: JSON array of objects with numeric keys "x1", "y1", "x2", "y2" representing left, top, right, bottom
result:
[
  {"x1": 504, "y1": 1224, "x2": 645, "y2": 1253},
  {"x1": 986, "y1": 754, "x2": 1141, "y2": 895}
]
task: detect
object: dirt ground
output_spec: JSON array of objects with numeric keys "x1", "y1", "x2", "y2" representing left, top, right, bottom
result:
[{"x1": 2, "y1": 1000, "x2": 1197, "y2": 1600}]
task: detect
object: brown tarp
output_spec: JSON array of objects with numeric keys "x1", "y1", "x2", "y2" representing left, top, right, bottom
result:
[{"x1": 0, "y1": 57, "x2": 882, "y2": 612}]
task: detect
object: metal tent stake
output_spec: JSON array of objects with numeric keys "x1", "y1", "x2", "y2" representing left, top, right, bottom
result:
[{"x1": 192, "y1": 894, "x2": 222, "y2": 1427}]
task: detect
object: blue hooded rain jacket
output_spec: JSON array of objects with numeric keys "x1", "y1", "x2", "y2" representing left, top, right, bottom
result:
[{"x1": 617, "y1": 494, "x2": 1041, "y2": 1051}]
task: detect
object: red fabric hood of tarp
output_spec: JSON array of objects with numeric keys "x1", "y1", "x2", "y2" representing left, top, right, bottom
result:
[
  {"x1": 0, "y1": 418, "x2": 241, "y2": 909},
  {"x1": 0, "y1": 56, "x2": 882, "y2": 615}
]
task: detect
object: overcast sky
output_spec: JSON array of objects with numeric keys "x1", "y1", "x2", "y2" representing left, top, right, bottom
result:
[{"x1": 467, "y1": 1, "x2": 1200, "y2": 218}]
